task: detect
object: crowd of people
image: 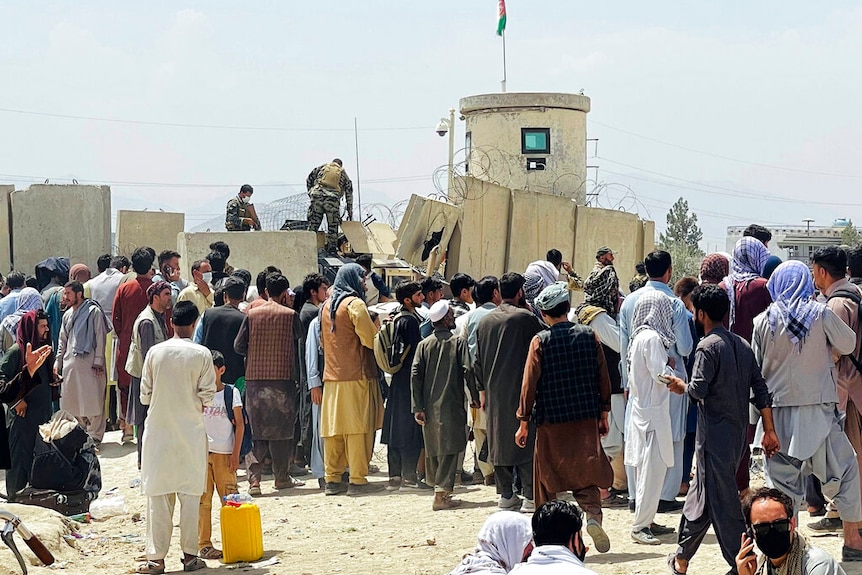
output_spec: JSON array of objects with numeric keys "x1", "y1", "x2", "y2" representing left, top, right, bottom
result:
[{"x1": 0, "y1": 220, "x2": 860, "y2": 574}]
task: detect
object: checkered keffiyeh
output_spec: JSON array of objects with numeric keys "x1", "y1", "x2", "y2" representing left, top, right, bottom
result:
[
  {"x1": 766, "y1": 260, "x2": 825, "y2": 345},
  {"x1": 629, "y1": 291, "x2": 675, "y2": 359},
  {"x1": 524, "y1": 260, "x2": 560, "y2": 301},
  {"x1": 723, "y1": 237, "x2": 770, "y2": 328},
  {"x1": 699, "y1": 253, "x2": 730, "y2": 285},
  {"x1": 577, "y1": 264, "x2": 619, "y2": 318}
]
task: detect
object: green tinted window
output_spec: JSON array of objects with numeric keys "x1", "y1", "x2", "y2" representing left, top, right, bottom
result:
[{"x1": 521, "y1": 128, "x2": 550, "y2": 154}]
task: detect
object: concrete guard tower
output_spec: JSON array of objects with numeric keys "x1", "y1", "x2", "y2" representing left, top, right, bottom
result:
[{"x1": 459, "y1": 92, "x2": 590, "y2": 203}]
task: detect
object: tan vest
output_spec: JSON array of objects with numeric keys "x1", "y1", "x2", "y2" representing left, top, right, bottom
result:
[
  {"x1": 318, "y1": 163, "x2": 343, "y2": 191},
  {"x1": 320, "y1": 297, "x2": 377, "y2": 382},
  {"x1": 125, "y1": 306, "x2": 168, "y2": 378}
]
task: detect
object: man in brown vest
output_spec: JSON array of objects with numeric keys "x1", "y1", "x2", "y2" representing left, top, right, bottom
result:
[
  {"x1": 319, "y1": 263, "x2": 385, "y2": 496},
  {"x1": 234, "y1": 273, "x2": 303, "y2": 495},
  {"x1": 125, "y1": 280, "x2": 171, "y2": 469}
]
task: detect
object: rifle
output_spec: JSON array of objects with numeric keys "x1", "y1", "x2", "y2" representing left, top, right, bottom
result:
[{"x1": 245, "y1": 203, "x2": 262, "y2": 231}]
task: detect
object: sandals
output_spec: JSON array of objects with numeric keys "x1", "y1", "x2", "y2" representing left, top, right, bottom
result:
[
  {"x1": 667, "y1": 553, "x2": 685, "y2": 575},
  {"x1": 136, "y1": 560, "x2": 165, "y2": 575},
  {"x1": 183, "y1": 556, "x2": 207, "y2": 572},
  {"x1": 199, "y1": 546, "x2": 223, "y2": 560},
  {"x1": 274, "y1": 476, "x2": 306, "y2": 489}
]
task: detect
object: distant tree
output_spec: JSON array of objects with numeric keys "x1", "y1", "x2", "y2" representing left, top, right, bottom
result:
[
  {"x1": 658, "y1": 197, "x2": 705, "y2": 281},
  {"x1": 659, "y1": 197, "x2": 704, "y2": 247},
  {"x1": 841, "y1": 220, "x2": 861, "y2": 247}
]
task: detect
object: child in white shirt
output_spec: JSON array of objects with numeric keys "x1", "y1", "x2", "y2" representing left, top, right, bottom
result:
[{"x1": 198, "y1": 350, "x2": 245, "y2": 560}]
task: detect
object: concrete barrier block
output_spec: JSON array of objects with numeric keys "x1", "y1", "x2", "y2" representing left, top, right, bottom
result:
[
  {"x1": 116, "y1": 210, "x2": 185, "y2": 258},
  {"x1": 11, "y1": 184, "x2": 110, "y2": 273},
  {"x1": 0, "y1": 185, "x2": 12, "y2": 273},
  {"x1": 507, "y1": 190, "x2": 576, "y2": 275},
  {"x1": 177, "y1": 231, "x2": 318, "y2": 289}
]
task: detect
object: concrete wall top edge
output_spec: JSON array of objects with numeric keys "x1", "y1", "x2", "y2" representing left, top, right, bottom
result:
[{"x1": 460, "y1": 92, "x2": 591, "y2": 114}]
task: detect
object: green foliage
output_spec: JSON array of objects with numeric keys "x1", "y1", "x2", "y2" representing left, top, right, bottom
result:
[
  {"x1": 841, "y1": 220, "x2": 861, "y2": 247},
  {"x1": 659, "y1": 197, "x2": 704, "y2": 247},
  {"x1": 657, "y1": 197, "x2": 705, "y2": 283}
]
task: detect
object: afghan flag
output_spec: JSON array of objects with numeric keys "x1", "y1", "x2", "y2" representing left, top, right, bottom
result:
[{"x1": 497, "y1": 0, "x2": 507, "y2": 36}]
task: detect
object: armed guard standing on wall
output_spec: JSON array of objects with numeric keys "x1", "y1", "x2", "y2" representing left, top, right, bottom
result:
[
  {"x1": 225, "y1": 184, "x2": 260, "y2": 231},
  {"x1": 306, "y1": 158, "x2": 353, "y2": 253}
]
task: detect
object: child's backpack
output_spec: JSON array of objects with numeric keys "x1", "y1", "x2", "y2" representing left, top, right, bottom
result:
[{"x1": 223, "y1": 384, "x2": 254, "y2": 458}]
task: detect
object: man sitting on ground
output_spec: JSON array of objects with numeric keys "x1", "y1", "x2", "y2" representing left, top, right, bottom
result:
[{"x1": 512, "y1": 500, "x2": 597, "y2": 574}]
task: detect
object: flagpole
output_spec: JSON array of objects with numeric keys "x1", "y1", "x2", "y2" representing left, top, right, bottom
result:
[{"x1": 501, "y1": 30, "x2": 507, "y2": 93}]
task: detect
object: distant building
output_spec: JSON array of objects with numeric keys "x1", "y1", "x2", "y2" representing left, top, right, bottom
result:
[{"x1": 726, "y1": 219, "x2": 857, "y2": 263}]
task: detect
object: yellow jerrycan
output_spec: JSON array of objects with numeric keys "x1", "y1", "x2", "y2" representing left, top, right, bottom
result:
[{"x1": 220, "y1": 501, "x2": 264, "y2": 563}]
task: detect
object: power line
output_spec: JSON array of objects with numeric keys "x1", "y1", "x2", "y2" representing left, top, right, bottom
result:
[
  {"x1": 0, "y1": 106, "x2": 433, "y2": 133},
  {"x1": 598, "y1": 157, "x2": 862, "y2": 207},
  {"x1": 0, "y1": 172, "x2": 430, "y2": 188},
  {"x1": 590, "y1": 119, "x2": 862, "y2": 179}
]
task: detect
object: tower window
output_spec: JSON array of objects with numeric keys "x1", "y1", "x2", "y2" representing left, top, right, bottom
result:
[{"x1": 521, "y1": 128, "x2": 550, "y2": 154}]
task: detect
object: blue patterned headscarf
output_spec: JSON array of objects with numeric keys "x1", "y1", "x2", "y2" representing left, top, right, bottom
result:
[
  {"x1": 765, "y1": 260, "x2": 824, "y2": 345},
  {"x1": 724, "y1": 237, "x2": 771, "y2": 328},
  {"x1": 328, "y1": 263, "x2": 366, "y2": 331}
]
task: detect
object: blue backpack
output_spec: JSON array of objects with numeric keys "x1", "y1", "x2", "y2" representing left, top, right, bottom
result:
[{"x1": 223, "y1": 384, "x2": 254, "y2": 458}]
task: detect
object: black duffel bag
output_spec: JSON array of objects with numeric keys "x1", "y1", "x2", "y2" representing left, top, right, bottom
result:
[{"x1": 15, "y1": 487, "x2": 94, "y2": 516}]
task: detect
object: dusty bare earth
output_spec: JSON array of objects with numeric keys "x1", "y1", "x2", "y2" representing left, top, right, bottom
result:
[{"x1": 0, "y1": 431, "x2": 857, "y2": 575}]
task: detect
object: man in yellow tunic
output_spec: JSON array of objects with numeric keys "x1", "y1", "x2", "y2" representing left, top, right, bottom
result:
[{"x1": 319, "y1": 264, "x2": 384, "y2": 496}]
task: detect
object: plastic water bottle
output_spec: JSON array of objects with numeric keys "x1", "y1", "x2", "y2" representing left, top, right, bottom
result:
[
  {"x1": 90, "y1": 495, "x2": 127, "y2": 520},
  {"x1": 224, "y1": 493, "x2": 254, "y2": 504}
]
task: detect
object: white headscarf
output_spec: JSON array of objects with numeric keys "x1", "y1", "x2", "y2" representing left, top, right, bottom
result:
[
  {"x1": 629, "y1": 291, "x2": 676, "y2": 358},
  {"x1": 449, "y1": 511, "x2": 533, "y2": 575}
]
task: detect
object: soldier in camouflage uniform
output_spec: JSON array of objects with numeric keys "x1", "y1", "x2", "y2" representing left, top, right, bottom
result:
[
  {"x1": 225, "y1": 184, "x2": 257, "y2": 231},
  {"x1": 306, "y1": 158, "x2": 353, "y2": 252}
]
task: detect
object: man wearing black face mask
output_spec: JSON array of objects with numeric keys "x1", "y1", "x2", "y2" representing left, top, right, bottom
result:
[
  {"x1": 514, "y1": 500, "x2": 597, "y2": 574},
  {"x1": 737, "y1": 487, "x2": 844, "y2": 575}
]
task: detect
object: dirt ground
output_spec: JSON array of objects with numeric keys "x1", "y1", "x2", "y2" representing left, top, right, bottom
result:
[{"x1": 0, "y1": 430, "x2": 858, "y2": 575}]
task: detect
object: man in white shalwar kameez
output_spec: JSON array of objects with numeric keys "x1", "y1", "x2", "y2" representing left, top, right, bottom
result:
[
  {"x1": 138, "y1": 301, "x2": 216, "y2": 574},
  {"x1": 55, "y1": 281, "x2": 111, "y2": 442},
  {"x1": 625, "y1": 291, "x2": 677, "y2": 546}
]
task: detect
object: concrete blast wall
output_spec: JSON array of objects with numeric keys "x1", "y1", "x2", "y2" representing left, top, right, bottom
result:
[
  {"x1": 507, "y1": 190, "x2": 576, "y2": 275},
  {"x1": 447, "y1": 177, "x2": 654, "y2": 287},
  {"x1": 0, "y1": 186, "x2": 12, "y2": 273},
  {"x1": 115, "y1": 210, "x2": 185, "y2": 258},
  {"x1": 573, "y1": 206, "x2": 654, "y2": 299},
  {"x1": 177, "y1": 231, "x2": 317, "y2": 289},
  {"x1": 396, "y1": 195, "x2": 462, "y2": 267},
  {"x1": 446, "y1": 179, "x2": 510, "y2": 279},
  {"x1": 11, "y1": 184, "x2": 111, "y2": 273}
]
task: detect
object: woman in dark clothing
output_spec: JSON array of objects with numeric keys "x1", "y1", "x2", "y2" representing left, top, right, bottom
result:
[{"x1": 0, "y1": 310, "x2": 57, "y2": 499}]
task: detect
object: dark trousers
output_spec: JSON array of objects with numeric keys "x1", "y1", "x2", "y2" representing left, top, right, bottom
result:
[
  {"x1": 427, "y1": 454, "x2": 459, "y2": 492},
  {"x1": 735, "y1": 424, "x2": 755, "y2": 491},
  {"x1": 136, "y1": 414, "x2": 146, "y2": 468},
  {"x1": 388, "y1": 446, "x2": 420, "y2": 483},
  {"x1": 806, "y1": 475, "x2": 826, "y2": 510},
  {"x1": 495, "y1": 464, "x2": 534, "y2": 501},
  {"x1": 676, "y1": 453, "x2": 745, "y2": 570},
  {"x1": 249, "y1": 439, "x2": 295, "y2": 487},
  {"x1": 682, "y1": 431, "x2": 696, "y2": 487},
  {"x1": 7, "y1": 417, "x2": 38, "y2": 497}
]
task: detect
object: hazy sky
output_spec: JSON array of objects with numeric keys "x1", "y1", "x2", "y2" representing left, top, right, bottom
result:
[{"x1": 2, "y1": 1, "x2": 861, "y2": 250}]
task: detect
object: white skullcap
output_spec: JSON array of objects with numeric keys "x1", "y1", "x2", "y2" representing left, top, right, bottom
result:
[{"x1": 428, "y1": 300, "x2": 450, "y2": 323}]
